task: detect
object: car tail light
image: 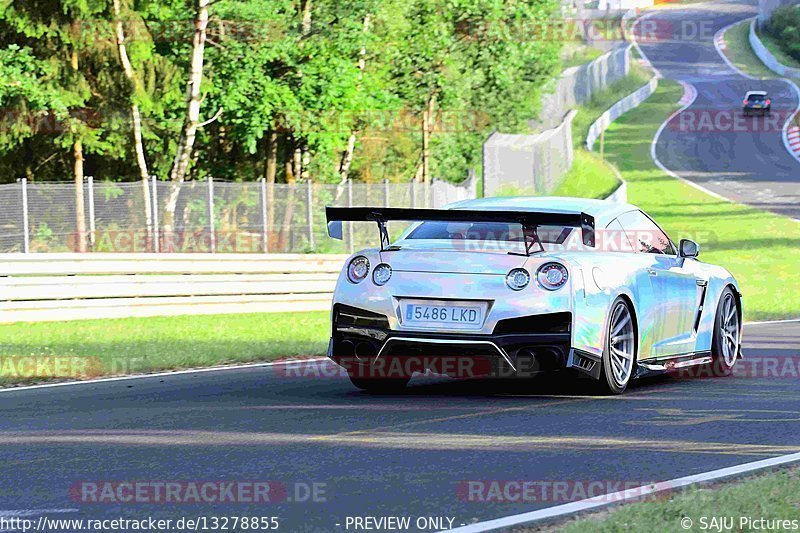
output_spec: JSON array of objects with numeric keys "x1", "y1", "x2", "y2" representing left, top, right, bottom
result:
[
  {"x1": 743, "y1": 99, "x2": 748, "y2": 105},
  {"x1": 536, "y1": 263, "x2": 569, "y2": 291},
  {"x1": 346, "y1": 256, "x2": 370, "y2": 284},
  {"x1": 372, "y1": 263, "x2": 392, "y2": 286},
  {"x1": 505, "y1": 268, "x2": 530, "y2": 291},
  {"x1": 766, "y1": 99, "x2": 771, "y2": 105}
]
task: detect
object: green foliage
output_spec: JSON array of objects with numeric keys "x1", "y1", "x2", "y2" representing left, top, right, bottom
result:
[
  {"x1": 0, "y1": 0, "x2": 563, "y2": 185},
  {"x1": 766, "y1": 5, "x2": 800, "y2": 63}
]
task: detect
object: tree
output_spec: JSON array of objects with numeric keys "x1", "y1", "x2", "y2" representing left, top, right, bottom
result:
[
  {"x1": 0, "y1": 0, "x2": 119, "y2": 251},
  {"x1": 162, "y1": 0, "x2": 210, "y2": 247},
  {"x1": 112, "y1": 0, "x2": 153, "y2": 249}
]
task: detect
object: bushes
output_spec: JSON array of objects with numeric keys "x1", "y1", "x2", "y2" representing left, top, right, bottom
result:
[{"x1": 766, "y1": 5, "x2": 800, "y2": 63}]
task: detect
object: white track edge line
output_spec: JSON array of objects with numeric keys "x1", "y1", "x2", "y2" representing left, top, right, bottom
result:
[
  {"x1": 744, "y1": 317, "x2": 800, "y2": 325},
  {"x1": 649, "y1": 80, "x2": 735, "y2": 202},
  {"x1": 0, "y1": 357, "x2": 329, "y2": 393},
  {"x1": 633, "y1": 11, "x2": 735, "y2": 203},
  {"x1": 780, "y1": 79, "x2": 800, "y2": 164},
  {"x1": 444, "y1": 451, "x2": 800, "y2": 532},
  {"x1": 713, "y1": 18, "x2": 758, "y2": 80}
]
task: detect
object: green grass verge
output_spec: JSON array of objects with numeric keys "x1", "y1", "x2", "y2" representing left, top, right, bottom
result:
[
  {"x1": 560, "y1": 43, "x2": 605, "y2": 69},
  {"x1": 0, "y1": 312, "x2": 330, "y2": 382},
  {"x1": 757, "y1": 26, "x2": 800, "y2": 73},
  {"x1": 552, "y1": 150, "x2": 621, "y2": 199},
  {"x1": 534, "y1": 468, "x2": 800, "y2": 532},
  {"x1": 602, "y1": 79, "x2": 800, "y2": 321},
  {"x1": 721, "y1": 20, "x2": 782, "y2": 80}
]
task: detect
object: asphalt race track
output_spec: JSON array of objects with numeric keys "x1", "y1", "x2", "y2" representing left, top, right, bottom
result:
[
  {"x1": 1, "y1": 322, "x2": 799, "y2": 531},
  {"x1": 3, "y1": 2, "x2": 800, "y2": 532},
  {"x1": 638, "y1": 0, "x2": 800, "y2": 219}
]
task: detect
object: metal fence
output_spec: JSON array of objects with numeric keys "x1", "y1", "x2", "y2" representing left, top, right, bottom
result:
[{"x1": 1, "y1": 177, "x2": 476, "y2": 254}]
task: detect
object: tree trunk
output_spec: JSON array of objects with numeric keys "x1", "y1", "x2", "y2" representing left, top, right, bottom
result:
[
  {"x1": 73, "y1": 138, "x2": 87, "y2": 253},
  {"x1": 113, "y1": 0, "x2": 153, "y2": 251},
  {"x1": 264, "y1": 131, "x2": 277, "y2": 239},
  {"x1": 164, "y1": 0, "x2": 210, "y2": 242},
  {"x1": 421, "y1": 94, "x2": 435, "y2": 184},
  {"x1": 301, "y1": 145, "x2": 310, "y2": 181},
  {"x1": 301, "y1": 0, "x2": 312, "y2": 35},
  {"x1": 336, "y1": 13, "x2": 371, "y2": 183},
  {"x1": 278, "y1": 143, "x2": 299, "y2": 251},
  {"x1": 71, "y1": 49, "x2": 87, "y2": 253}
]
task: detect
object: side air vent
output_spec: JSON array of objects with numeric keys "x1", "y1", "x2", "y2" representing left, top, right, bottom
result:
[
  {"x1": 333, "y1": 304, "x2": 390, "y2": 329},
  {"x1": 493, "y1": 312, "x2": 571, "y2": 335}
]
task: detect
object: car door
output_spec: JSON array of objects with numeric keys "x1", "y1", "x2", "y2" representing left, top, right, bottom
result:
[
  {"x1": 601, "y1": 218, "x2": 661, "y2": 361},
  {"x1": 617, "y1": 210, "x2": 698, "y2": 358}
]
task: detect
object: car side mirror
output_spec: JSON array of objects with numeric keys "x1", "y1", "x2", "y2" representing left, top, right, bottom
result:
[
  {"x1": 679, "y1": 238, "x2": 700, "y2": 258},
  {"x1": 327, "y1": 220, "x2": 343, "y2": 240}
]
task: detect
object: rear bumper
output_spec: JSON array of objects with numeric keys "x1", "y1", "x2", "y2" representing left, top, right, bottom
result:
[{"x1": 329, "y1": 304, "x2": 593, "y2": 379}]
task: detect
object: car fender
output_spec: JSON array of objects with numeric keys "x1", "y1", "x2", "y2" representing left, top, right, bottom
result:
[
  {"x1": 570, "y1": 254, "x2": 639, "y2": 359},
  {"x1": 694, "y1": 265, "x2": 741, "y2": 352}
]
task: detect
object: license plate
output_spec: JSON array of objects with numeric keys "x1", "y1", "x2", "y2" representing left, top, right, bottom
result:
[{"x1": 404, "y1": 303, "x2": 483, "y2": 326}]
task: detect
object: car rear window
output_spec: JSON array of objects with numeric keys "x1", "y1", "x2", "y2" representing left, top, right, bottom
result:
[
  {"x1": 747, "y1": 94, "x2": 766, "y2": 103},
  {"x1": 405, "y1": 221, "x2": 573, "y2": 244}
]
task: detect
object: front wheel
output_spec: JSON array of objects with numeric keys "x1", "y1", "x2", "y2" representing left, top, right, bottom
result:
[
  {"x1": 598, "y1": 298, "x2": 637, "y2": 395},
  {"x1": 710, "y1": 287, "x2": 741, "y2": 376}
]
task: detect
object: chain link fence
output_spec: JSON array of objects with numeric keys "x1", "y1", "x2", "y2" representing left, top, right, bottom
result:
[{"x1": 0, "y1": 177, "x2": 476, "y2": 254}]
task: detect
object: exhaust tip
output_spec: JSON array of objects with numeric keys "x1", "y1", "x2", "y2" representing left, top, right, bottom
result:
[{"x1": 355, "y1": 341, "x2": 377, "y2": 360}]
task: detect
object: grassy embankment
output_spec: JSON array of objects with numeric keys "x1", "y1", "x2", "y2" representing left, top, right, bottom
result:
[
  {"x1": 519, "y1": 467, "x2": 800, "y2": 532},
  {"x1": 721, "y1": 19, "x2": 778, "y2": 79}
]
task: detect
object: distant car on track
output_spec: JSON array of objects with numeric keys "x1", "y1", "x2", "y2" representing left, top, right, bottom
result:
[
  {"x1": 743, "y1": 90, "x2": 771, "y2": 115},
  {"x1": 325, "y1": 197, "x2": 743, "y2": 394}
]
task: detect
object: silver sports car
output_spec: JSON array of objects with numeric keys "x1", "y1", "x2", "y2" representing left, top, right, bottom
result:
[{"x1": 325, "y1": 197, "x2": 742, "y2": 394}]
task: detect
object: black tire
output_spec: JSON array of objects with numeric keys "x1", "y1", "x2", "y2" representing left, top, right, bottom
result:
[
  {"x1": 348, "y1": 374, "x2": 409, "y2": 392},
  {"x1": 709, "y1": 287, "x2": 741, "y2": 377},
  {"x1": 597, "y1": 298, "x2": 637, "y2": 395}
]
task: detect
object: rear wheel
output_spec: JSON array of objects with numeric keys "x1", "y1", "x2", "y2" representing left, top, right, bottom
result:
[
  {"x1": 598, "y1": 298, "x2": 636, "y2": 395},
  {"x1": 710, "y1": 287, "x2": 741, "y2": 376}
]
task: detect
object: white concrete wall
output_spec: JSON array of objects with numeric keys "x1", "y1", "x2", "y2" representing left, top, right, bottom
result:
[
  {"x1": 586, "y1": 76, "x2": 660, "y2": 151},
  {"x1": 749, "y1": 17, "x2": 800, "y2": 78}
]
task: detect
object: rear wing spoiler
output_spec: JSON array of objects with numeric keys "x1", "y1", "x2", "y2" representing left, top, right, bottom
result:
[{"x1": 325, "y1": 206, "x2": 595, "y2": 252}]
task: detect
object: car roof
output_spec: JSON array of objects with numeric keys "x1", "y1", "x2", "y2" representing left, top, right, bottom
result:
[
  {"x1": 746, "y1": 90, "x2": 768, "y2": 96},
  {"x1": 447, "y1": 196, "x2": 638, "y2": 225}
]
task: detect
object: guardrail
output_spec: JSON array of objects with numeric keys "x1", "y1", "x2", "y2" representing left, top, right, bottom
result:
[
  {"x1": 0, "y1": 253, "x2": 348, "y2": 323},
  {"x1": 586, "y1": 75, "x2": 660, "y2": 151}
]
